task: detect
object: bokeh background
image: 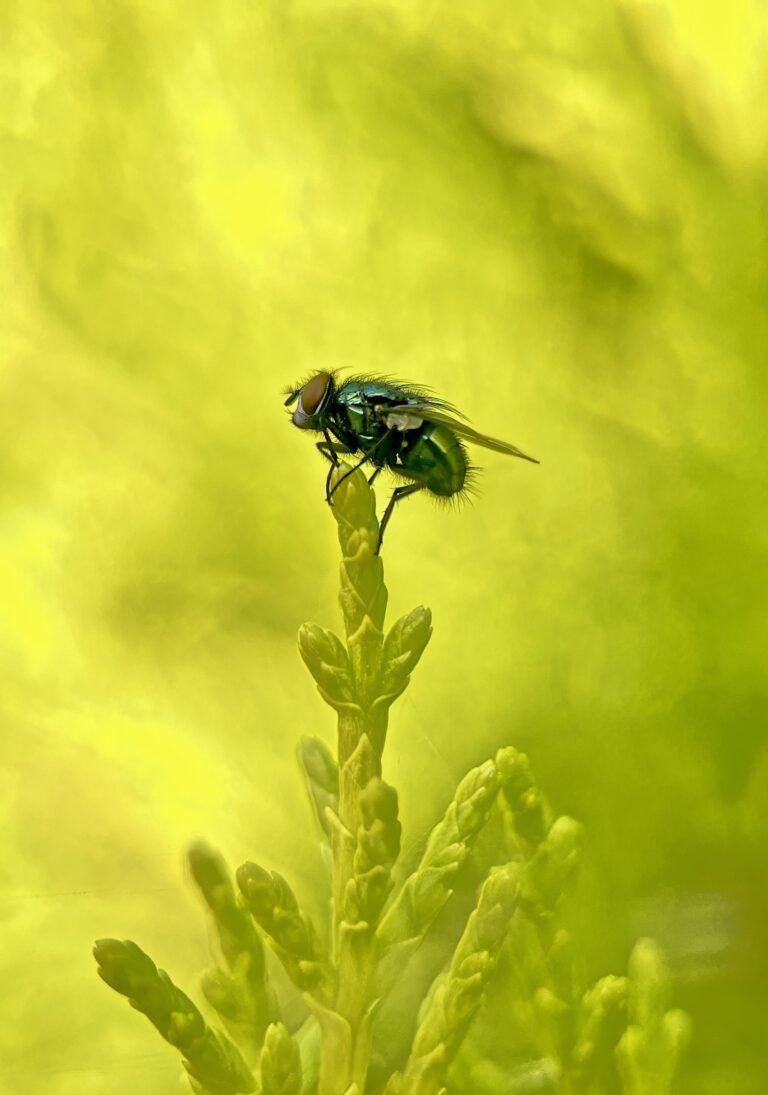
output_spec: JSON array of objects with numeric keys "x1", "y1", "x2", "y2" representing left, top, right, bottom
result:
[{"x1": 1, "y1": 1, "x2": 767, "y2": 1092}]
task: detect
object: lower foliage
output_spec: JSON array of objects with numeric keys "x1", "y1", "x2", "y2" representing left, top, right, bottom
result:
[{"x1": 94, "y1": 465, "x2": 689, "y2": 1094}]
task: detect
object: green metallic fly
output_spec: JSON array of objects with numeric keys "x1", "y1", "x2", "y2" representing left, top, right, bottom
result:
[{"x1": 285, "y1": 371, "x2": 538, "y2": 551}]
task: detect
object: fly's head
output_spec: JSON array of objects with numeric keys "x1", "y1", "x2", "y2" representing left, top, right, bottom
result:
[{"x1": 284, "y1": 371, "x2": 335, "y2": 430}]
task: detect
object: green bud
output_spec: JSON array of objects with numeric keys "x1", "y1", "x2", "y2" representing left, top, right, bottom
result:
[
  {"x1": 237, "y1": 863, "x2": 330, "y2": 999},
  {"x1": 534, "y1": 986, "x2": 568, "y2": 1019},
  {"x1": 617, "y1": 940, "x2": 691, "y2": 1094},
  {"x1": 345, "y1": 777, "x2": 401, "y2": 930},
  {"x1": 260, "y1": 1022, "x2": 302, "y2": 1095},
  {"x1": 201, "y1": 967, "x2": 242, "y2": 1022},
  {"x1": 628, "y1": 937, "x2": 668, "y2": 1029},
  {"x1": 376, "y1": 606, "x2": 433, "y2": 708},
  {"x1": 298, "y1": 623, "x2": 355, "y2": 710},
  {"x1": 376, "y1": 757, "x2": 503, "y2": 990},
  {"x1": 298, "y1": 736, "x2": 340, "y2": 840},
  {"x1": 93, "y1": 939, "x2": 255, "y2": 1093},
  {"x1": 496, "y1": 747, "x2": 550, "y2": 849},
  {"x1": 521, "y1": 816, "x2": 583, "y2": 919},
  {"x1": 400, "y1": 864, "x2": 519, "y2": 1089}
]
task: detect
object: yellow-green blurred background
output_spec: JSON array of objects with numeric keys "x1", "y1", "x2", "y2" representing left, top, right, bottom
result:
[{"x1": 1, "y1": 1, "x2": 767, "y2": 1091}]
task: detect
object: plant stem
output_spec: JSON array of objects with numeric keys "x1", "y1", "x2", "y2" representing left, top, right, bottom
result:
[
  {"x1": 302, "y1": 465, "x2": 428, "y2": 1090},
  {"x1": 328, "y1": 465, "x2": 388, "y2": 1076}
]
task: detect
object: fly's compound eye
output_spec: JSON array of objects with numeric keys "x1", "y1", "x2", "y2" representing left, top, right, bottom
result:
[{"x1": 298, "y1": 371, "x2": 331, "y2": 416}]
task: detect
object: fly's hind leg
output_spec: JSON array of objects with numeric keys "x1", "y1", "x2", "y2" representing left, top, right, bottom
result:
[{"x1": 376, "y1": 483, "x2": 424, "y2": 554}]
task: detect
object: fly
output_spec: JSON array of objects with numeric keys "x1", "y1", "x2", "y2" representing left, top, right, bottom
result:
[{"x1": 284, "y1": 371, "x2": 538, "y2": 552}]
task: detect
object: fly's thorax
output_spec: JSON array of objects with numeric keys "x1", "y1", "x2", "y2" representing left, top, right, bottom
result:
[
  {"x1": 329, "y1": 399, "x2": 387, "y2": 452},
  {"x1": 333, "y1": 380, "x2": 426, "y2": 447}
]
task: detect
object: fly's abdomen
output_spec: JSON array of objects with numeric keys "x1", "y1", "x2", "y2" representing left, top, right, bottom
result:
[{"x1": 399, "y1": 423, "x2": 467, "y2": 496}]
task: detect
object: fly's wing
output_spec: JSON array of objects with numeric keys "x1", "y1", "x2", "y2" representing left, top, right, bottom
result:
[{"x1": 383, "y1": 403, "x2": 540, "y2": 463}]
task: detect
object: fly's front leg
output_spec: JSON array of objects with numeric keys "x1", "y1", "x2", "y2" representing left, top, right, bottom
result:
[
  {"x1": 327, "y1": 431, "x2": 392, "y2": 504},
  {"x1": 321, "y1": 429, "x2": 340, "y2": 465},
  {"x1": 327, "y1": 452, "x2": 372, "y2": 502},
  {"x1": 317, "y1": 431, "x2": 353, "y2": 503},
  {"x1": 376, "y1": 483, "x2": 424, "y2": 554}
]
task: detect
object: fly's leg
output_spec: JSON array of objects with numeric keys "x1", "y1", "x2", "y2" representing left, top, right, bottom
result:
[
  {"x1": 327, "y1": 451, "x2": 371, "y2": 500},
  {"x1": 317, "y1": 433, "x2": 354, "y2": 503},
  {"x1": 320, "y1": 429, "x2": 346, "y2": 463},
  {"x1": 327, "y1": 431, "x2": 392, "y2": 505},
  {"x1": 368, "y1": 467, "x2": 382, "y2": 486},
  {"x1": 316, "y1": 441, "x2": 353, "y2": 463},
  {"x1": 376, "y1": 483, "x2": 424, "y2": 554}
]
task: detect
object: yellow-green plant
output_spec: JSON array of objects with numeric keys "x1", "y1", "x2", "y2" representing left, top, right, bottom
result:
[{"x1": 94, "y1": 464, "x2": 689, "y2": 1093}]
